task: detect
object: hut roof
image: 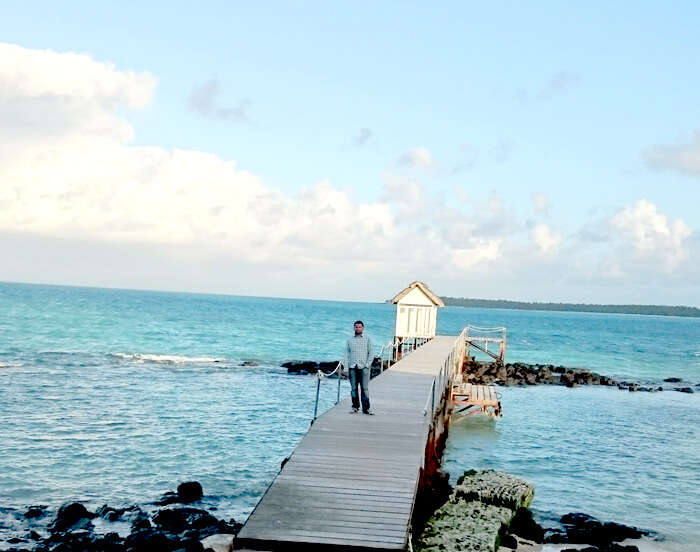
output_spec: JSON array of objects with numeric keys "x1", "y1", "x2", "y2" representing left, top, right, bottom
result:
[{"x1": 390, "y1": 281, "x2": 445, "y2": 307}]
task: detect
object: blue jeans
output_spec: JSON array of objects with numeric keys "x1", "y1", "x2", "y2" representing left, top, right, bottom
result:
[{"x1": 349, "y1": 366, "x2": 370, "y2": 412}]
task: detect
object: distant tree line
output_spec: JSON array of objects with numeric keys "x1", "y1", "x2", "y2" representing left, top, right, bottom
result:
[{"x1": 440, "y1": 297, "x2": 700, "y2": 317}]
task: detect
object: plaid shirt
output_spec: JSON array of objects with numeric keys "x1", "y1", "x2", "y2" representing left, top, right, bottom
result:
[{"x1": 344, "y1": 333, "x2": 374, "y2": 369}]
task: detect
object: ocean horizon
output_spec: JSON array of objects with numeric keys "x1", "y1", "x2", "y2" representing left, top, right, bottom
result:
[{"x1": 1, "y1": 281, "x2": 698, "y2": 550}]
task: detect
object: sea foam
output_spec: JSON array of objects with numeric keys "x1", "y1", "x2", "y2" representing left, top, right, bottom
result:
[{"x1": 111, "y1": 353, "x2": 225, "y2": 364}]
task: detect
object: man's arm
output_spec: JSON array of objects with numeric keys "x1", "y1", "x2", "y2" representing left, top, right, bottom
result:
[
  {"x1": 366, "y1": 336, "x2": 374, "y2": 368},
  {"x1": 344, "y1": 339, "x2": 351, "y2": 370}
]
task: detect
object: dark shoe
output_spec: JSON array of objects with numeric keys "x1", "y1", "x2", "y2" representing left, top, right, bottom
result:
[
  {"x1": 362, "y1": 410, "x2": 373, "y2": 415},
  {"x1": 350, "y1": 408, "x2": 359, "y2": 414}
]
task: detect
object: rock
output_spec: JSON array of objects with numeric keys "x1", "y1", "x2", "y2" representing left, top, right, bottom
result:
[
  {"x1": 281, "y1": 360, "x2": 318, "y2": 374},
  {"x1": 318, "y1": 361, "x2": 340, "y2": 373},
  {"x1": 549, "y1": 512, "x2": 649, "y2": 546},
  {"x1": 156, "y1": 491, "x2": 180, "y2": 506},
  {"x1": 560, "y1": 373, "x2": 576, "y2": 387},
  {"x1": 152, "y1": 507, "x2": 219, "y2": 534},
  {"x1": 415, "y1": 469, "x2": 537, "y2": 551},
  {"x1": 96, "y1": 504, "x2": 126, "y2": 521},
  {"x1": 454, "y1": 470, "x2": 534, "y2": 510},
  {"x1": 200, "y1": 533, "x2": 235, "y2": 552},
  {"x1": 416, "y1": 500, "x2": 514, "y2": 552},
  {"x1": 509, "y1": 507, "x2": 544, "y2": 543},
  {"x1": 674, "y1": 387, "x2": 694, "y2": 394},
  {"x1": 177, "y1": 481, "x2": 203, "y2": 503},
  {"x1": 24, "y1": 505, "x2": 47, "y2": 518},
  {"x1": 239, "y1": 360, "x2": 258, "y2": 366},
  {"x1": 130, "y1": 510, "x2": 152, "y2": 532},
  {"x1": 125, "y1": 528, "x2": 177, "y2": 552},
  {"x1": 663, "y1": 377, "x2": 682, "y2": 383},
  {"x1": 499, "y1": 532, "x2": 518, "y2": 549},
  {"x1": 50, "y1": 502, "x2": 96, "y2": 532}
]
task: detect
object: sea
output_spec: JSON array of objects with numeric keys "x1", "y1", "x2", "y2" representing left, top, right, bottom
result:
[{"x1": 1, "y1": 282, "x2": 698, "y2": 550}]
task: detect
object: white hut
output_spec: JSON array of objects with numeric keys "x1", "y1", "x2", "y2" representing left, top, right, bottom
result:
[{"x1": 390, "y1": 281, "x2": 444, "y2": 355}]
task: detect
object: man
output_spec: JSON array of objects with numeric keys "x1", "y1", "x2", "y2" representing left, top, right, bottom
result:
[{"x1": 344, "y1": 320, "x2": 374, "y2": 415}]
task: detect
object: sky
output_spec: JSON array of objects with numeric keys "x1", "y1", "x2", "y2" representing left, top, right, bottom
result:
[{"x1": 1, "y1": 1, "x2": 699, "y2": 304}]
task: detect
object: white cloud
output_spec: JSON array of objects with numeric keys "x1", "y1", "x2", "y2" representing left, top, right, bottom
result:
[
  {"x1": 0, "y1": 43, "x2": 696, "y2": 303},
  {"x1": 451, "y1": 239, "x2": 503, "y2": 269},
  {"x1": 610, "y1": 199, "x2": 691, "y2": 271},
  {"x1": 396, "y1": 146, "x2": 435, "y2": 169},
  {"x1": 381, "y1": 175, "x2": 426, "y2": 221},
  {"x1": 644, "y1": 132, "x2": 700, "y2": 177},
  {"x1": 531, "y1": 192, "x2": 550, "y2": 215},
  {"x1": 530, "y1": 224, "x2": 561, "y2": 255}
]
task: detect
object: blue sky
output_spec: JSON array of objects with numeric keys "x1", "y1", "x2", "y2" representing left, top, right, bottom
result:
[{"x1": 1, "y1": 2, "x2": 699, "y2": 303}]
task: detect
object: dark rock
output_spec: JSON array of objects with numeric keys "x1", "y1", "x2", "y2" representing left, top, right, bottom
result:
[
  {"x1": 50, "y1": 502, "x2": 97, "y2": 532},
  {"x1": 318, "y1": 361, "x2": 340, "y2": 373},
  {"x1": 28, "y1": 530, "x2": 42, "y2": 540},
  {"x1": 551, "y1": 512, "x2": 648, "y2": 546},
  {"x1": 282, "y1": 360, "x2": 318, "y2": 374},
  {"x1": 239, "y1": 360, "x2": 258, "y2": 366},
  {"x1": 96, "y1": 504, "x2": 126, "y2": 521},
  {"x1": 156, "y1": 491, "x2": 180, "y2": 506},
  {"x1": 674, "y1": 387, "x2": 694, "y2": 394},
  {"x1": 509, "y1": 507, "x2": 544, "y2": 543},
  {"x1": 174, "y1": 541, "x2": 205, "y2": 552},
  {"x1": 24, "y1": 505, "x2": 47, "y2": 518},
  {"x1": 130, "y1": 510, "x2": 152, "y2": 532},
  {"x1": 663, "y1": 377, "x2": 682, "y2": 383},
  {"x1": 49, "y1": 531, "x2": 124, "y2": 552},
  {"x1": 560, "y1": 373, "x2": 576, "y2": 387},
  {"x1": 152, "y1": 508, "x2": 219, "y2": 534},
  {"x1": 125, "y1": 529, "x2": 176, "y2": 552},
  {"x1": 177, "y1": 481, "x2": 203, "y2": 503},
  {"x1": 499, "y1": 532, "x2": 518, "y2": 549}
]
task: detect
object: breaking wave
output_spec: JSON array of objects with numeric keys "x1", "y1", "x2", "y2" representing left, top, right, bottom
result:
[{"x1": 110, "y1": 353, "x2": 225, "y2": 364}]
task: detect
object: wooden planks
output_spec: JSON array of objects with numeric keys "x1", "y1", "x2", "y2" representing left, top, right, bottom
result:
[
  {"x1": 452, "y1": 383, "x2": 500, "y2": 407},
  {"x1": 235, "y1": 337, "x2": 457, "y2": 552}
]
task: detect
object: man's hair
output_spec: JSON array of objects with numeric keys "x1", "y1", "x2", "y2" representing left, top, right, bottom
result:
[{"x1": 354, "y1": 320, "x2": 364, "y2": 327}]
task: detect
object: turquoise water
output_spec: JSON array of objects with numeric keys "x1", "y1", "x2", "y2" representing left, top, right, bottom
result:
[{"x1": 1, "y1": 282, "x2": 699, "y2": 548}]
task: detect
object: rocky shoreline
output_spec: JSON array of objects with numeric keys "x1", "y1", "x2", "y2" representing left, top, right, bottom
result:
[
  {"x1": 414, "y1": 469, "x2": 655, "y2": 552},
  {"x1": 281, "y1": 358, "x2": 698, "y2": 393},
  {"x1": 1, "y1": 482, "x2": 239, "y2": 552}
]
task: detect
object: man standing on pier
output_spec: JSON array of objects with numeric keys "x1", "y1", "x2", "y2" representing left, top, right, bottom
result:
[{"x1": 344, "y1": 320, "x2": 374, "y2": 415}]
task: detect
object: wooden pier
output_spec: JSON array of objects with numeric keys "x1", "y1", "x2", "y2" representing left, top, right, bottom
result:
[{"x1": 235, "y1": 335, "x2": 464, "y2": 552}]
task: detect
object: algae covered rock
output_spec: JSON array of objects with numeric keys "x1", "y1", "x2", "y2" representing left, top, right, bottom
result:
[
  {"x1": 415, "y1": 469, "x2": 535, "y2": 552},
  {"x1": 455, "y1": 470, "x2": 534, "y2": 510},
  {"x1": 417, "y1": 500, "x2": 513, "y2": 552}
]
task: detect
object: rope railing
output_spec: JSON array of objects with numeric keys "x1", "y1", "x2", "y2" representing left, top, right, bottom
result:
[
  {"x1": 312, "y1": 336, "x2": 433, "y2": 423},
  {"x1": 313, "y1": 361, "x2": 343, "y2": 423}
]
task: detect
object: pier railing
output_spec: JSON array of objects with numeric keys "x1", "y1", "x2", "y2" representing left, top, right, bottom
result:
[
  {"x1": 423, "y1": 327, "x2": 467, "y2": 420},
  {"x1": 311, "y1": 340, "x2": 397, "y2": 423}
]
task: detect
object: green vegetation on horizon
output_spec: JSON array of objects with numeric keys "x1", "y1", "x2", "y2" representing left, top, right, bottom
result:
[{"x1": 441, "y1": 297, "x2": 700, "y2": 317}]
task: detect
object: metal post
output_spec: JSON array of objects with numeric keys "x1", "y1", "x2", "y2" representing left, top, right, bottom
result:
[
  {"x1": 431, "y1": 378, "x2": 435, "y2": 416},
  {"x1": 313, "y1": 376, "x2": 321, "y2": 422},
  {"x1": 336, "y1": 368, "x2": 341, "y2": 403}
]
